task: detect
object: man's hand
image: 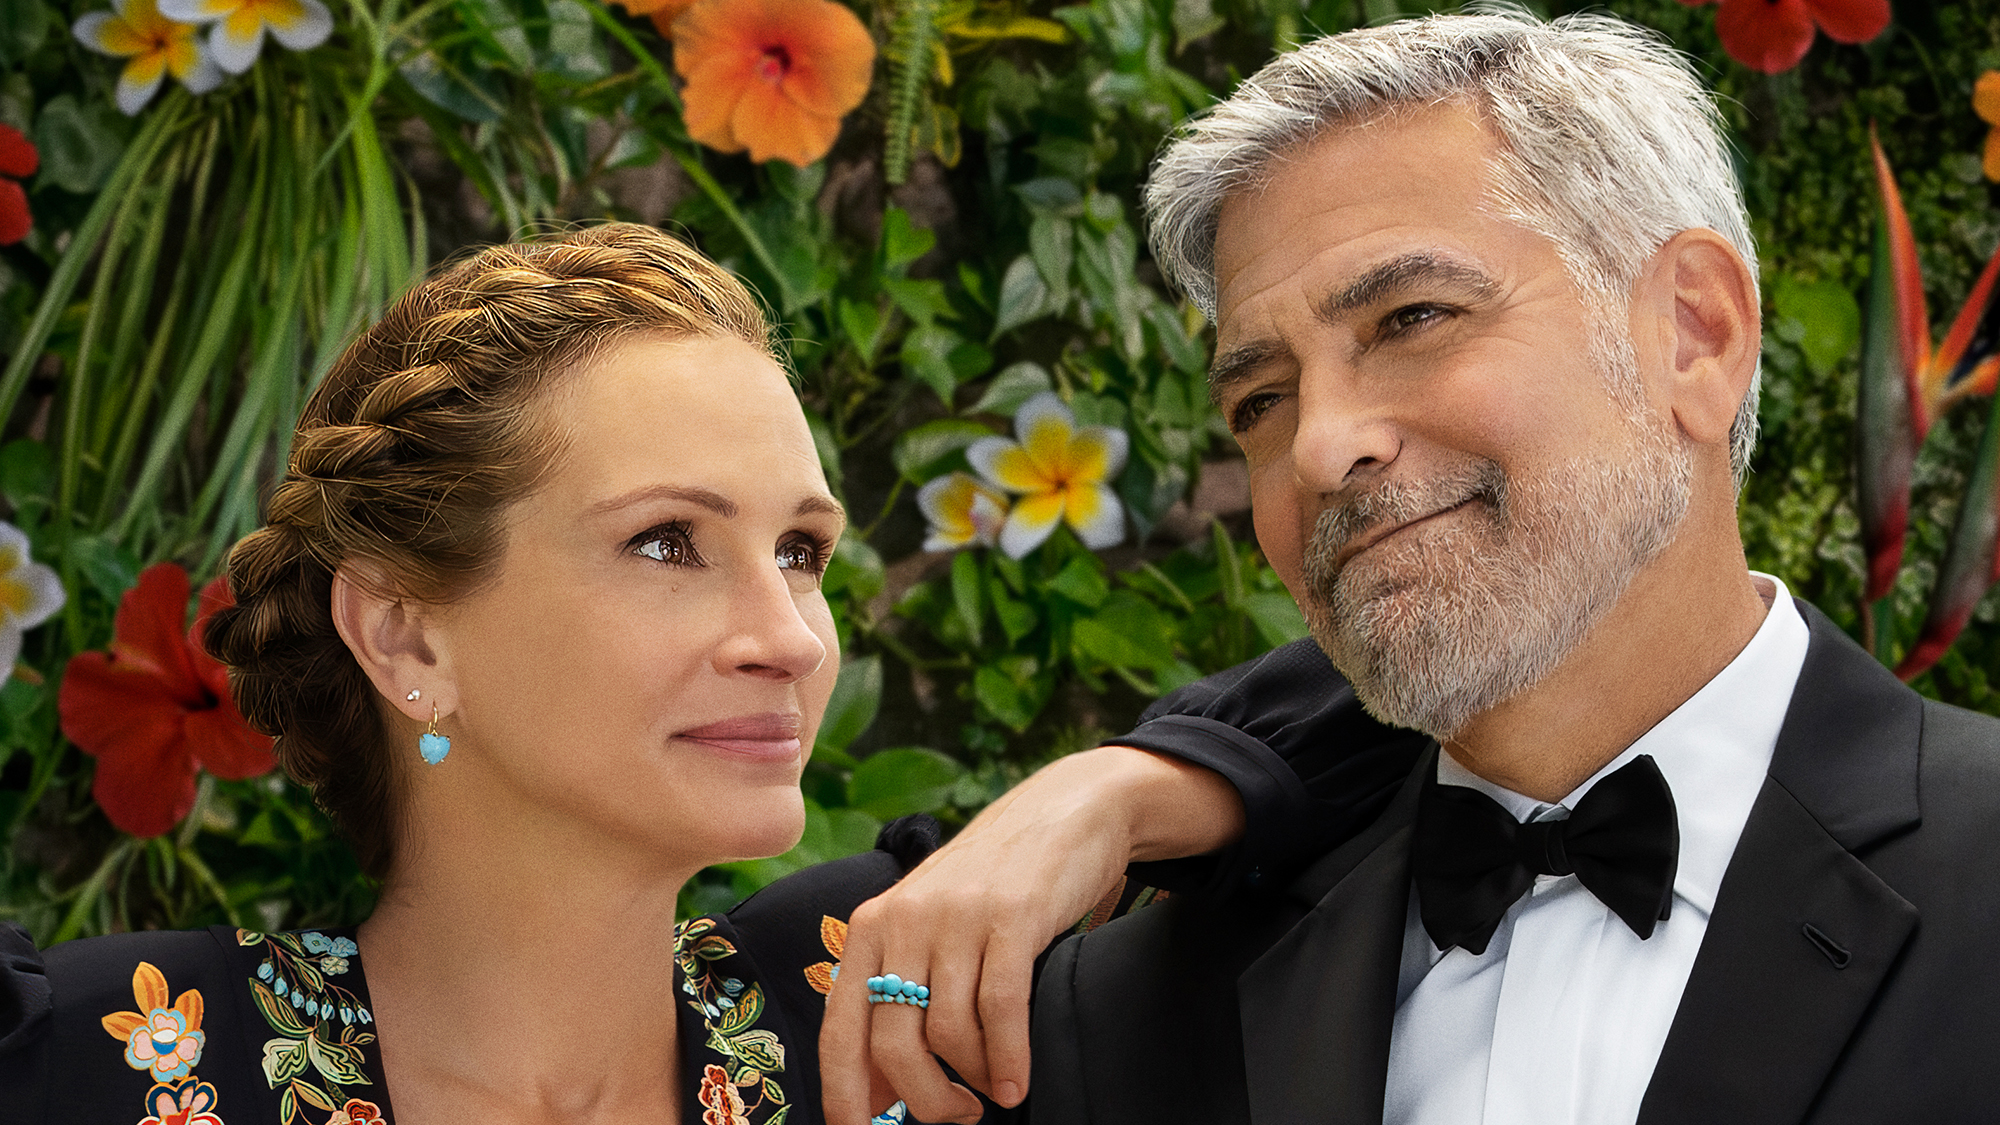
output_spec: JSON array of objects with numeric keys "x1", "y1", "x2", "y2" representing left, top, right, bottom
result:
[{"x1": 820, "y1": 746, "x2": 1246, "y2": 1124}]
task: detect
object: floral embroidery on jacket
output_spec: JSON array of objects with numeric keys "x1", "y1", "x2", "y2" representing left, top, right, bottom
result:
[
  {"x1": 101, "y1": 961, "x2": 207, "y2": 1081},
  {"x1": 137, "y1": 1076, "x2": 224, "y2": 1125},
  {"x1": 676, "y1": 917, "x2": 790, "y2": 1124},
  {"x1": 805, "y1": 915, "x2": 845, "y2": 997},
  {"x1": 236, "y1": 930, "x2": 385, "y2": 1125}
]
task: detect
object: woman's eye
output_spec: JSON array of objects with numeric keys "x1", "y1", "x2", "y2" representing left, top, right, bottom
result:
[
  {"x1": 776, "y1": 538, "x2": 827, "y2": 574},
  {"x1": 633, "y1": 523, "x2": 702, "y2": 566}
]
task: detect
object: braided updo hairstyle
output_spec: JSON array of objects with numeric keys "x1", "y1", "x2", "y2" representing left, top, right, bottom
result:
[{"x1": 201, "y1": 224, "x2": 774, "y2": 879}]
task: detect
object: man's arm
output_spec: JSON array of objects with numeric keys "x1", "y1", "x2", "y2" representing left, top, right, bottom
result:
[{"x1": 820, "y1": 639, "x2": 1426, "y2": 1125}]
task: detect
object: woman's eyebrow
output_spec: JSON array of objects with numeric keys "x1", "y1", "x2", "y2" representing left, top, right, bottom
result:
[{"x1": 592, "y1": 484, "x2": 737, "y2": 517}]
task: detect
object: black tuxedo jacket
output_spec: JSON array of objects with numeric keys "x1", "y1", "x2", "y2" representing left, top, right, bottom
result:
[{"x1": 1031, "y1": 602, "x2": 2000, "y2": 1124}]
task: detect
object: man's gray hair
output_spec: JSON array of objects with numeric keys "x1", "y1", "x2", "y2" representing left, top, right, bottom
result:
[{"x1": 1145, "y1": 8, "x2": 1760, "y2": 481}]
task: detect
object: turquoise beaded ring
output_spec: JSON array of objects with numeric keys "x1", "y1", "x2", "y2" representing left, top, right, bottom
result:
[{"x1": 866, "y1": 973, "x2": 930, "y2": 1009}]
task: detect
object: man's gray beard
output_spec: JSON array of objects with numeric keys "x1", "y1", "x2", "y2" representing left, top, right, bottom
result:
[{"x1": 1298, "y1": 356, "x2": 1694, "y2": 740}]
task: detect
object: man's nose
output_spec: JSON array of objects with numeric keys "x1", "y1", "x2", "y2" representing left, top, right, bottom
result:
[{"x1": 1290, "y1": 368, "x2": 1401, "y2": 495}]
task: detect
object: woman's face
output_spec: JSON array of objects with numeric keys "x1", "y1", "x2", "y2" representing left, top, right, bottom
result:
[{"x1": 427, "y1": 334, "x2": 841, "y2": 870}]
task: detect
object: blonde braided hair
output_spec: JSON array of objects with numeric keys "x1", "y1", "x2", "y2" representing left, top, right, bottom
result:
[{"x1": 202, "y1": 224, "x2": 773, "y2": 878}]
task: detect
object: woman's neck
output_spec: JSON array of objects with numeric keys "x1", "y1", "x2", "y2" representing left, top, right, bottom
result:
[{"x1": 357, "y1": 811, "x2": 701, "y2": 1124}]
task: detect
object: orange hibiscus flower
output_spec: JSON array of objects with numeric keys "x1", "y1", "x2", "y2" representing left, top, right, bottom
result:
[
  {"x1": 1977, "y1": 71, "x2": 2000, "y2": 183},
  {"x1": 671, "y1": 0, "x2": 876, "y2": 167},
  {"x1": 59, "y1": 563, "x2": 275, "y2": 837}
]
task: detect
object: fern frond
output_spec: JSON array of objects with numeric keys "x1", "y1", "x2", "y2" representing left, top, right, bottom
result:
[{"x1": 885, "y1": 0, "x2": 940, "y2": 186}]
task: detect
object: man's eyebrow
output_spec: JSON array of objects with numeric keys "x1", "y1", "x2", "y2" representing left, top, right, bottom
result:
[
  {"x1": 1318, "y1": 252, "x2": 1499, "y2": 320},
  {"x1": 1209, "y1": 340, "x2": 1286, "y2": 403},
  {"x1": 1207, "y1": 254, "x2": 1499, "y2": 401}
]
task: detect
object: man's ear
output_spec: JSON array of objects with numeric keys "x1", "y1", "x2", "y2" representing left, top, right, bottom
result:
[
  {"x1": 1633, "y1": 228, "x2": 1760, "y2": 449},
  {"x1": 330, "y1": 564, "x2": 456, "y2": 726}
]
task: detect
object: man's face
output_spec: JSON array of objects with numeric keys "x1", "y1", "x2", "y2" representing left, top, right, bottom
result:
[{"x1": 1211, "y1": 104, "x2": 1691, "y2": 738}]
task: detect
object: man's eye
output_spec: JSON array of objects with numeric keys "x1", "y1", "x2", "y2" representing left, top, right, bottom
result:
[
  {"x1": 1386, "y1": 304, "x2": 1447, "y2": 333},
  {"x1": 1230, "y1": 391, "x2": 1283, "y2": 433},
  {"x1": 633, "y1": 523, "x2": 702, "y2": 566}
]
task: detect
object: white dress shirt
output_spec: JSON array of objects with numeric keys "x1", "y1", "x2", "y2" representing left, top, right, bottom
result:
[{"x1": 1383, "y1": 574, "x2": 1810, "y2": 1125}]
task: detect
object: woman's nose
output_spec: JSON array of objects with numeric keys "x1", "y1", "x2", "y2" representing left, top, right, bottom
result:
[{"x1": 713, "y1": 566, "x2": 829, "y2": 684}]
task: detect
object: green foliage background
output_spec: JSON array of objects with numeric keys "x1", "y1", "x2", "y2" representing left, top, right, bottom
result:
[{"x1": 0, "y1": 0, "x2": 1995, "y2": 938}]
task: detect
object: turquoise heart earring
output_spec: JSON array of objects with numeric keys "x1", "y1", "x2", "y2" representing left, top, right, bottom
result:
[{"x1": 408, "y1": 689, "x2": 450, "y2": 765}]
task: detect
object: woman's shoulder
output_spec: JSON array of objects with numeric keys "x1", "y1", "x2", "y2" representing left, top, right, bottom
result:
[{"x1": 0, "y1": 924, "x2": 385, "y2": 1125}]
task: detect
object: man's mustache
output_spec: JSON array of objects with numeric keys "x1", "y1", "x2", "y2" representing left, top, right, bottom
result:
[{"x1": 1304, "y1": 459, "x2": 1509, "y2": 585}]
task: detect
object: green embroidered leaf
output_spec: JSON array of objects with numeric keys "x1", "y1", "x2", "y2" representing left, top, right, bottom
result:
[
  {"x1": 692, "y1": 935, "x2": 738, "y2": 961},
  {"x1": 279, "y1": 1086, "x2": 296, "y2": 1124},
  {"x1": 237, "y1": 930, "x2": 265, "y2": 946},
  {"x1": 251, "y1": 979, "x2": 310, "y2": 1037},
  {"x1": 768, "y1": 1105, "x2": 792, "y2": 1125},
  {"x1": 308, "y1": 1033, "x2": 368, "y2": 1086},
  {"x1": 270, "y1": 933, "x2": 308, "y2": 957},
  {"x1": 718, "y1": 983, "x2": 765, "y2": 1035},
  {"x1": 262, "y1": 1036, "x2": 311, "y2": 1085},
  {"x1": 763, "y1": 1077, "x2": 786, "y2": 1105},
  {"x1": 293, "y1": 1078, "x2": 338, "y2": 1111},
  {"x1": 291, "y1": 958, "x2": 326, "y2": 995},
  {"x1": 730, "y1": 1029, "x2": 785, "y2": 1072},
  {"x1": 732, "y1": 1062, "x2": 760, "y2": 1086}
]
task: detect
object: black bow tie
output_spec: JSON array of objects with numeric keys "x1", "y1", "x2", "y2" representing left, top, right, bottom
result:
[{"x1": 1412, "y1": 754, "x2": 1679, "y2": 955}]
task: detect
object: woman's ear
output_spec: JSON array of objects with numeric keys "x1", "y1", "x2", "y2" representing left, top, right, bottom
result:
[
  {"x1": 1634, "y1": 228, "x2": 1760, "y2": 449},
  {"x1": 330, "y1": 565, "x2": 457, "y2": 724}
]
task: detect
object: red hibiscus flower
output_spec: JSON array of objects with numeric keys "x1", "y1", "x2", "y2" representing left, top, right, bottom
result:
[
  {"x1": 0, "y1": 124, "x2": 37, "y2": 246},
  {"x1": 1681, "y1": 0, "x2": 1890, "y2": 75},
  {"x1": 671, "y1": 0, "x2": 876, "y2": 166},
  {"x1": 60, "y1": 563, "x2": 275, "y2": 837}
]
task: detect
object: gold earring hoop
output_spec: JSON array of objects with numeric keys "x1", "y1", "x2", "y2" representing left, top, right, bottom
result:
[{"x1": 418, "y1": 702, "x2": 450, "y2": 765}]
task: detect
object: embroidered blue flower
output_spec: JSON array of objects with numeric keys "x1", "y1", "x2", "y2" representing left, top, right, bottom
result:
[
  {"x1": 305, "y1": 998, "x2": 319, "y2": 1016},
  {"x1": 329, "y1": 936, "x2": 358, "y2": 957},
  {"x1": 722, "y1": 977, "x2": 746, "y2": 995},
  {"x1": 256, "y1": 960, "x2": 273, "y2": 981},
  {"x1": 290, "y1": 990, "x2": 304, "y2": 1008},
  {"x1": 274, "y1": 977, "x2": 287, "y2": 996},
  {"x1": 320, "y1": 954, "x2": 350, "y2": 975},
  {"x1": 301, "y1": 932, "x2": 333, "y2": 954}
]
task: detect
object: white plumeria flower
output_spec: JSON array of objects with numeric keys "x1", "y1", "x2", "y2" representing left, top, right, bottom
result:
[
  {"x1": 966, "y1": 391, "x2": 1129, "y2": 559},
  {"x1": 917, "y1": 471, "x2": 1011, "y2": 552},
  {"x1": 73, "y1": 0, "x2": 224, "y2": 116},
  {"x1": 157, "y1": 0, "x2": 332, "y2": 75},
  {"x1": 0, "y1": 522, "x2": 63, "y2": 673}
]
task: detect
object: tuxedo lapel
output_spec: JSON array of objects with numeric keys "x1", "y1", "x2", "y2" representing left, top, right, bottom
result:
[
  {"x1": 1238, "y1": 748, "x2": 1433, "y2": 1125},
  {"x1": 1638, "y1": 603, "x2": 1922, "y2": 1125}
]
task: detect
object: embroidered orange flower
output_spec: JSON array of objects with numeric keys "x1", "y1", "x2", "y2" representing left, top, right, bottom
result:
[
  {"x1": 805, "y1": 914, "x2": 846, "y2": 995},
  {"x1": 59, "y1": 563, "x2": 276, "y2": 838},
  {"x1": 1977, "y1": 71, "x2": 2000, "y2": 183},
  {"x1": 671, "y1": 0, "x2": 876, "y2": 166},
  {"x1": 102, "y1": 962, "x2": 207, "y2": 1081},
  {"x1": 326, "y1": 1098, "x2": 384, "y2": 1124},
  {"x1": 137, "y1": 1077, "x2": 223, "y2": 1125},
  {"x1": 699, "y1": 1063, "x2": 752, "y2": 1125},
  {"x1": 0, "y1": 125, "x2": 36, "y2": 246}
]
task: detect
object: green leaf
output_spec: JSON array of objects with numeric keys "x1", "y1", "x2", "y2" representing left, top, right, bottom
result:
[
  {"x1": 972, "y1": 662, "x2": 1046, "y2": 731},
  {"x1": 903, "y1": 323, "x2": 969, "y2": 405},
  {"x1": 951, "y1": 551, "x2": 984, "y2": 643},
  {"x1": 261, "y1": 1035, "x2": 312, "y2": 1084},
  {"x1": 822, "y1": 534, "x2": 884, "y2": 603},
  {"x1": 992, "y1": 255, "x2": 1050, "y2": 338},
  {"x1": 893, "y1": 420, "x2": 992, "y2": 483},
  {"x1": 730, "y1": 1029, "x2": 786, "y2": 1072},
  {"x1": 1239, "y1": 592, "x2": 1309, "y2": 649},
  {"x1": 0, "y1": 439, "x2": 53, "y2": 512},
  {"x1": 0, "y1": 0, "x2": 49, "y2": 67},
  {"x1": 882, "y1": 207, "x2": 937, "y2": 269},
  {"x1": 33, "y1": 95, "x2": 127, "y2": 194},
  {"x1": 306, "y1": 1034, "x2": 367, "y2": 1086},
  {"x1": 1073, "y1": 591, "x2": 1178, "y2": 670},
  {"x1": 1772, "y1": 274, "x2": 1861, "y2": 377},
  {"x1": 814, "y1": 656, "x2": 881, "y2": 759},
  {"x1": 971, "y1": 362, "x2": 1054, "y2": 416},
  {"x1": 849, "y1": 748, "x2": 968, "y2": 818},
  {"x1": 65, "y1": 535, "x2": 139, "y2": 604},
  {"x1": 1047, "y1": 555, "x2": 1109, "y2": 608},
  {"x1": 988, "y1": 577, "x2": 1038, "y2": 643},
  {"x1": 718, "y1": 982, "x2": 766, "y2": 1034}
]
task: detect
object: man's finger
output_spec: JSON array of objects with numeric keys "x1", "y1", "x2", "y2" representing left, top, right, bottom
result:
[
  {"x1": 917, "y1": 941, "x2": 992, "y2": 1095},
  {"x1": 976, "y1": 931, "x2": 1037, "y2": 1107},
  {"x1": 869, "y1": 998, "x2": 984, "y2": 1124}
]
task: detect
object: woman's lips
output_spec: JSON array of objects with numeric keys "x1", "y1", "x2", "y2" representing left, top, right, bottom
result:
[{"x1": 678, "y1": 713, "x2": 804, "y2": 761}]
